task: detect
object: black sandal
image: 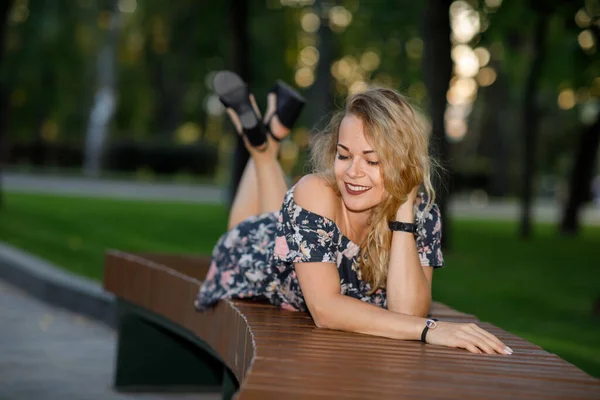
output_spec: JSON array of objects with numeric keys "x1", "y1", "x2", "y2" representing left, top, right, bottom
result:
[
  {"x1": 264, "y1": 80, "x2": 306, "y2": 142},
  {"x1": 213, "y1": 70, "x2": 267, "y2": 149}
]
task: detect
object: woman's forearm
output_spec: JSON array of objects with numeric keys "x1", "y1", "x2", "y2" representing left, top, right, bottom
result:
[
  {"x1": 310, "y1": 293, "x2": 427, "y2": 340},
  {"x1": 386, "y1": 207, "x2": 431, "y2": 316}
]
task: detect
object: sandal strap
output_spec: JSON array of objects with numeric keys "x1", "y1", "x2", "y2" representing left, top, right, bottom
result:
[{"x1": 264, "y1": 117, "x2": 283, "y2": 142}]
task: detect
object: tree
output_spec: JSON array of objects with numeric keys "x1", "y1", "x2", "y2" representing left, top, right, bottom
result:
[
  {"x1": 0, "y1": 0, "x2": 14, "y2": 207},
  {"x1": 228, "y1": 0, "x2": 252, "y2": 205},
  {"x1": 305, "y1": 0, "x2": 334, "y2": 131},
  {"x1": 560, "y1": 25, "x2": 600, "y2": 235},
  {"x1": 83, "y1": 0, "x2": 121, "y2": 177},
  {"x1": 422, "y1": 0, "x2": 453, "y2": 249},
  {"x1": 519, "y1": 8, "x2": 549, "y2": 239}
]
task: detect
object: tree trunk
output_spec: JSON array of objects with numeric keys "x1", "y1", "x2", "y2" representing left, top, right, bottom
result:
[
  {"x1": 481, "y1": 67, "x2": 510, "y2": 197},
  {"x1": 560, "y1": 26, "x2": 600, "y2": 236},
  {"x1": 228, "y1": 0, "x2": 251, "y2": 205},
  {"x1": 519, "y1": 14, "x2": 548, "y2": 239},
  {"x1": 0, "y1": 0, "x2": 14, "y2": 207},
  {"x1": 306, "y1": 0, "x2": 334, "y2": 131},
  {"x1": 422, "y1": 0, "x2": 453, "y2": 249},
  {"x1": 560, "y1": 112, "x2": 600, "y2": 235},
  {"x1": 83, "y1": 0, "x2": 121, "y2": 178}
]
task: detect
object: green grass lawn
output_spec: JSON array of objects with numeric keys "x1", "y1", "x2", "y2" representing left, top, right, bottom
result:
[{"x1": 1, "y1": 191, "x2": 599, "y2": 378}]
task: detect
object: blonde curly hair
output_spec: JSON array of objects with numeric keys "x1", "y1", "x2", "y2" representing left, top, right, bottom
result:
[{"x1": 309, "y1": 87, "x2": 436, "y2": 293}]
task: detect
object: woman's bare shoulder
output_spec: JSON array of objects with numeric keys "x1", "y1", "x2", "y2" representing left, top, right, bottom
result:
[{"x1": 294, "y1": 174, "x2": 338, "y2": 221}]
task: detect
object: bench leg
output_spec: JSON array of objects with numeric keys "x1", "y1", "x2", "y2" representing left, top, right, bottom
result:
[
  {"x1": 222, "y1": 366, "x2": 237, "y2": 400},
  {"x1": 114, "y1": 300, "x2": 232, "y2": 394}
]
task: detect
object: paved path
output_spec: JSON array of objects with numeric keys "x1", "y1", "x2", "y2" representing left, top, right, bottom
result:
[
  {"x1": 3, "y1": 172, "x2": 600, "y2": 224},
  {"x1": 0, "y1": 280, "x2": 219, "y2": 400},
  {"x1": 2, "y1": 172, "x2": 225, "y2": 204}
]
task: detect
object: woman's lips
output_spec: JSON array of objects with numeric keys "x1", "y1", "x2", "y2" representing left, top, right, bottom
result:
[{"x1": 344, "y1": 182, "x2": 372, "y2": 195}]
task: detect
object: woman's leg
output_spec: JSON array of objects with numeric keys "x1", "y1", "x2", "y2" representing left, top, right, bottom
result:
[
  {"x1": 227, "y1": 95, "x2": 289, "y2": 230},
  {"x1": 227, "y1": 138, "x2": 288, "y2": 230}
]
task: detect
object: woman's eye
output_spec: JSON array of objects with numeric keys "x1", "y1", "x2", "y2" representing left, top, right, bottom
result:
[
  {"x1": 337, "y1": 154, "x2": 349, "y2": 160},
  {"x1": 367, "y1": 161, "x2": 379, "y2": 166}
]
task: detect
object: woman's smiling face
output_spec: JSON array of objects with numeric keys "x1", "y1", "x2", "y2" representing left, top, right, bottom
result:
[{"x1": 334, "y1": 114, "x2": 386, "y2": 213}]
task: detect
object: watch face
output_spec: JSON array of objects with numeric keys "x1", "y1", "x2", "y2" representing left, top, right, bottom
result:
[{"x1": 426, "y1": 319, "x2": 437, "y2": 329}]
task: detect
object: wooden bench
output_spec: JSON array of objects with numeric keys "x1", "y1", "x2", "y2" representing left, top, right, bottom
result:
[{"x1": 103, "y1": 250, "x2": 600, "y2": 399}]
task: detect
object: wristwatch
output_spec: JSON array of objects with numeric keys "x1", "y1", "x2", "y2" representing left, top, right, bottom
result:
[
  {"x1": 421, "y1": 318, "x2": 438, "y2": 343},
  {"x1": 388, "y1": 221, "x2": 417, "y2": 234}
]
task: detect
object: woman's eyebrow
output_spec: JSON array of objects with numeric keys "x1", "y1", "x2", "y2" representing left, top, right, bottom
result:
[{"x1": 337, "y1": 143, "x2": 376, "y2": 154}]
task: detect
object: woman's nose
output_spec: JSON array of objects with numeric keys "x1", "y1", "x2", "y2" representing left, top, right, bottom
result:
[{"x1": 346, "y1": 158, "x2": 363, "y2": 178}]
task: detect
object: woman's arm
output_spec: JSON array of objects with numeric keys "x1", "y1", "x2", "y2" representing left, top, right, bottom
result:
[
  {"x1": 386, "y1": 190, "x2": 432, "y2": 316},
  {"x1": 293, "y1": 176, "x2": 511, "y2": 355},
  {"x1": 297, "y1": 261, "x2": 511, "y2": 355},
  {"x1": 296, "y1": 261, "x2": 425, "y2": 339}
]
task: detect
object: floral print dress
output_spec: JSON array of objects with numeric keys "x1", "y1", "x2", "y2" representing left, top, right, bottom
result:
[{"x1": 195, "y1": 185, "x2": 444, "y2": 312}]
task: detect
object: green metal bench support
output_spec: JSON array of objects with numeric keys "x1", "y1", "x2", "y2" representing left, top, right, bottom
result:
[{"x1": 114, "y1": 299, "x2": 239, "y2": 399}]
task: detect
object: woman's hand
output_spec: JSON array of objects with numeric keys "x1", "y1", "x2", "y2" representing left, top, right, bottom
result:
[
  {"x1": 395, "y1": 185, "x2": 421, "y2": 221},
  {"x1": 426, "y1": 321, "x2": 513, "y2": 355}
]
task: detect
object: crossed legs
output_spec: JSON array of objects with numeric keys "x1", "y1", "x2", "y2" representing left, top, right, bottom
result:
[{"x1": 227, "y1": 94, "x2": 290, "y2": 230}]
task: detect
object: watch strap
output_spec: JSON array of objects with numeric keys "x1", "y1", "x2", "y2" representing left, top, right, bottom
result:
[
  {"x1": 420, "y1": 318, "x2": 438, "y2": 343},
  {"x1": 388, "y1": 221, "x2": 417, "y2": 233}
]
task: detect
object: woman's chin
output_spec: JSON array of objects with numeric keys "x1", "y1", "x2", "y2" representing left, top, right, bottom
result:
[{"x1": 341, "y1": 196, "x2": 379, "y2": 213}]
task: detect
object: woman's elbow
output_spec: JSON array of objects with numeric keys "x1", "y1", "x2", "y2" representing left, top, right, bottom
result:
[
  {"x1": 388, "y1": 302, "x2": 430, "y2": 318},
  {"x1": 307, "y1": 297, "x2": 336, "y2": 329}
]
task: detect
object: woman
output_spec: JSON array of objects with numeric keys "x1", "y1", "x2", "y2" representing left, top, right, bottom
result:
[{"x1": 196, "y1": 86, "x2": 513, "y2": 356}]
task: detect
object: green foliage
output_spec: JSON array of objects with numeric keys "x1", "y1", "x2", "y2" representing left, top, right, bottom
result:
[{"x1": 3, "y1": 0, "x2": 599, "y2": 190}]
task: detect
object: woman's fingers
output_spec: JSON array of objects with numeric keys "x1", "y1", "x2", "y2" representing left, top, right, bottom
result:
[
  {"x1": 457, "y1": 330, "x2": 496, "y2": 354},
  {"x1": 470, "y1": 324, "x2": 512, "y2": 354},
  {"x1": 465, "y1": 327, "x2": 507, "y2": 355},
  {"x1": 226, "y1": 108, "x2": 243, "y2": 134},
  {"x1": 463, "y1": 342, "x2": 482, "y2": 354}
]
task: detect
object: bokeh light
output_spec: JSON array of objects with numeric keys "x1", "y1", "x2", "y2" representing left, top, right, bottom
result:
[
  {"x1": 406, "y1": 37, "x2": 424, "y2": 60},
  {"x1": 329, "y1": 6, "x2": 352, "y2": 32},
  {"x1": 476, "y1": 66, "x2": 497, "y2": 86},
  {"x1": 578, "y1": 30, "x2": 595, "y2": 51},
  {"x1": 558, "y1": 89, "x2": 576, "y2": 110},
  {"x1": 176, "y1": 122, "x2": 201, "y2": 144},
  {"x1": 299, "y1": 46, "x2": 319, "y2": 67},
  {"x1": 473, "y1": 47, "x2": 490, "y2": 67},
  {"x1": 575, "y1": 8, "x2": 592, "y2": 28},
  {"x1": 301, "y1": 12, "x2": 320, "y2": 33},
  {"x1": 484, "y1": 0, "x2": 503, "y2": 8},
  {"x1": 349, "y1": 81, "x2": 367, "y2": 94},
  {"x1": 359, "y1": 51, "x2": 380, "y2": 71},
  {"x1": 450, "y1": 1, "x2": 480, "y2": 44},
  {"x1": 445, "y1": 116, "x2": 468, "y2": 141},
  {"x1": 205, "y1": 95, "x2": 225, "y2": 116},
  {"x1": 295, "y1": 67, "x2": 315, "y2": 87},
  {"x1": 452, "y1": 45, "x2": 479, "y2": 77},
  {"x1": 118, "y1": 0, "x2": 137, "y2": 13}
]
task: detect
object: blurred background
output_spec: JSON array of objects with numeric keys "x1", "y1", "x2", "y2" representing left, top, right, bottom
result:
[{"x1": 0, "y1": 0, "x2": 599, "y2": 390}]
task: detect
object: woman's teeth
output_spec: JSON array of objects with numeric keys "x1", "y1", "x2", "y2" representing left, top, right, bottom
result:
[{"x1": 347, "y1": 184, "x2": 371, "y2": 191}]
